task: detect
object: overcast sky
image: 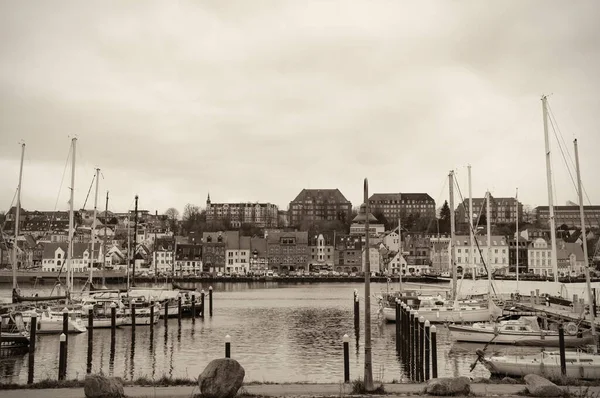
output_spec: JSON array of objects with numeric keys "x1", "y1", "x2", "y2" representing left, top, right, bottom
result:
[{"x1": 1, "y1": 1, "x2": 599, "y2": 217}]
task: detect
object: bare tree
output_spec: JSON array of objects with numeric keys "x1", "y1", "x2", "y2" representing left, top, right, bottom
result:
[
  {"x1": 164, "y1": 207, "x2": 180, "y2": 221},
  {"x1": 183, "y1": 204, "x2": 200, "y2": 221}
]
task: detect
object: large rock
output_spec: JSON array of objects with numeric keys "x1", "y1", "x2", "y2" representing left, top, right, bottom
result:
[
  {"x1": 425, "y1": 377, "x2": 471, "y2": 396},
  {"x1": 198, "y1": 358, "x2": 245, "y2": 398},
  {"x1": 524, "y1": 374, "x2": 564, "y2": 397},
  {"x1": 84, "y1": 374, "x2": 124, "y2": 398}
]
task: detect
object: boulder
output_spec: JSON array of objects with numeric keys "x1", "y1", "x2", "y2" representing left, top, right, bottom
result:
[
  {"x1": 471, "y1": 377, "x2": 490, "y2": 384},
  {"x1": 425, "y1": 377, "x2": 471, "y2": 396},
  {"x1": 84, "y1": 374, "x2": 124, "y2": 398},
  {"x1": 198, "y1": 358, "x2": 245, "y2": 398},
  {"x1": 501, "y1": 376, "x2": 519, "y2": 384},
  {"x1": 524, "y1": 374, "x2": 564, "y2": 397}
]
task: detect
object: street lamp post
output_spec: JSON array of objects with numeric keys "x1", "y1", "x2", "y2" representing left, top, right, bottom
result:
[{"x1": 363, "y1": 178, "x2": 374, "y2": 391}]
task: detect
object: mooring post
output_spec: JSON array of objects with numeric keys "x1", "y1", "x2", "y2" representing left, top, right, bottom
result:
[
  {"x1": 343, "y1": 334, "x2": 350, "y2": 383},
  {"x1": 403, "y1": 304, "x2": 409, "y2": 359},
  {"x1": 62, "y1": 308, "x2": 69, "y2": 357},
  {"x1": 418, "y1": 315, "x2": 424, "y2": 382},
  {"x1": 353, "y1": 289, "x2": 360, "y2": 330},
  {"x1": 200, "y1": 290, "x2": 205, "y2": 318},
  {"x1": 424, "y1": 320, "x2": 431, "y2": 381},
  {"x1": 87, "y1": 308, "x2": 93, "y2": 374},
  {"x1": 558, "y1": 323, "x2": 567, "y2": 376},
  {"x1": 131, "y1": 306, "x2": 136, "y2": 334},
  {"x1": 395, "y1": 299, "x2": 401, "y2": 352},
  {"x1": 110, "y1": 302, "x2": 116, "y2": 343},
  {"x1": 191, "y1": 294, "x2": 196, "y2": 318},
  {"x1": 225, "y1": 334, "x2": 231, "y2": 358},
  {"x1": 58, "y1": 333, "x2": 67, "y2": 381},
  {"x1": 164, "y1": 300, "x2": 169, "y2": 326},
  {"x1": 150, "y1": 300, "x2": 155, "y2": 326},
  {"x1": 177, "y1": 296, "x2": 182, "y2": 321},
  {"x1": 209, "y1": 286, "x2": 213, "y2": 317},
  {"x1": 431, "y1": 325, "x2": 438, "y2": 379},
  {"x1": 409, "y1": 309, "x2": 416, "y2": 380},
  {"x1": 27, "y1": 313, "x2": 37, "y2": 384}
]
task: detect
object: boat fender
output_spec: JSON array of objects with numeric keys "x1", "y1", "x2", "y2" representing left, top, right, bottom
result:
[{"x1": 565, "y1": 322, "x2": 578, "y2": 336}]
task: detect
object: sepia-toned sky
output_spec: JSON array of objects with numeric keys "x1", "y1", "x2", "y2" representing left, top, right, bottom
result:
[{"x1": 1, "y1": 1, "x2": 599, "y2": 216}]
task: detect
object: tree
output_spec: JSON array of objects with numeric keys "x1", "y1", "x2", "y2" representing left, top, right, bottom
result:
[
  {"x1": 477, "y1": 213, "x2": 487, "y2": 227},
  {"x1": 438, "y1": 201, "x2": 451, "y2": 234},
  {"x1": 182, "y1": 204, "x2": 200, "y2": 222},
  {"x1": 0, "y1": 211, "x2": 5, "y2": 226},
  {"x1": 373, "y1": 210, "x2": 389, "y2": 230},
  {"x1": 164, "y1": 207, "x2": 180, "y2": 234}
]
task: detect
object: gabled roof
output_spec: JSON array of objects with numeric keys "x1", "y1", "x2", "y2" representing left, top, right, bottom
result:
[
  {"x1": 42, "y1": 242, "x2": 90, "y2": 259},
  {"x1": 266, "y1": 231, "x2": 308, "y2": 244},
  {"x1": 291, "y1": 189, "x2": 350, "y2": 204},
  {"x1": 250, "y1": 237, "x2": 267, "y2": 255},
  {"x1": 369, "y1": 193, "x2": 434, "y2": 202}
]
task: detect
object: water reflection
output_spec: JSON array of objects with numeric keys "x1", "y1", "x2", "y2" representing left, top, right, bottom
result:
[{"x1": 0, "y1": 282, "x2": 550, "y2": 383}]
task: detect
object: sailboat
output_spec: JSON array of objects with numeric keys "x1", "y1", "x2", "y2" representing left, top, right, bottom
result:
[{"x1": 476, "y1": 97, "x2": 599, "y2": 378}]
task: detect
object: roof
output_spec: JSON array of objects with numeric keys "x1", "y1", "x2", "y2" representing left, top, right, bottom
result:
[
  {"x1": 454, "y1": 235, "x2": 507, "y2": 247},
  {"x1": 250, "y1": 237, "x2": 267, "y2": 255},
  {"x1": 369, "y1": 193, "x2": 434, "y2": 203},
  {"x1": 240, "y1": 236, "x2": 251, "y2": 250},
  {"x1": 42, "y1": 242, "x2": 90, "y2": 259},
  {"x1": 535, "y1": 205, "x2": 600, "y2": 211},
  {"x1": 266, "y1": 231, "x2": 308, "y2": 244},
  {"x1": 290, "y1": 189, "x2": 351, "y2": 204}
]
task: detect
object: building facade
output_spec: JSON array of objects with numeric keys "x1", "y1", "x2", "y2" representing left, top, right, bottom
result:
[
  {"x1": 430, "y1": 237, "x2": 451, "y2": 273},
  {"x1": 368, "y1": 193, "x2": 436, "y2": 221},
  {"x1": 202, "y1": 232, "x2": 227, "y2": 274},
  {"x1": 249, "y1": 237, "x2": 268, "y2": 275},
  {"x1": 455, "y1": 195, "x2": 522, "y2": 227},
  {"x1": 308, "y1": 232, "x2": 335, "y2": 269},
  {"x1": 534, "y1": 205, "x2": 600, "y2": 228},
  {"x1": 174, "y1": 243, "x2": 202, "y2": 275},
  {"x1": 225, "y1": 232, "x2": 251, "y2": 275},
  {"x1": 403, "y1": 234, "x2": 431, "y2": 266},
  {"x1": 266, "y1": 231, "x2": 309, "y2": 274},
  {"x1": 383, "y1": 231, "x2": 400, "y2": 252},
  {"x1": 206, "y1": 194, "x2": 279, "y2": 228},
  {"x1": 288, "y1": 189, "x2": 352, "y2": 227},
  {"x1": 453, "y1": 235, "x2": 509, "y2": 275},
  {"x1": 334, "y1": 234, "x2": 363, "y2": 273},
  {"x1": 41, "y1": 242, "x2": 107, "y2": 272},
  {"x1": 508, "y1": 238, "x2": 529, "y2": 274}
]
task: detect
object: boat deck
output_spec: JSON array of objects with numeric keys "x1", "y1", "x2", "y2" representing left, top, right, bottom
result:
[{"x1": 509, "y1": 301, "x2": 600, "y2": 328}]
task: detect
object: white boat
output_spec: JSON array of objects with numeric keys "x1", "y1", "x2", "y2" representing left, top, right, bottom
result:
[
  {"x1": 21, "y1": 308, "x2": 87, "y2": 334},
  {"x1": 80, "y1": 297, "x2": 128, "y2": 328},
  {"x1": 480, "y1": 350, "x2": 600, "y2": 379},
  {"x1": 450, "y1": 316, "x2": 594, "y2": 347},
  {"x1": 122, "y1": 295, "x2": 160, "y2": 326}
]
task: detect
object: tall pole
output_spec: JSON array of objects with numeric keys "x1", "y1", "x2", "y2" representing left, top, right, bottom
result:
[
  {"x1": 398, "y1": 192, "x2": 403, "y2": 292},
  {"x1": 363, "y1": 178, "x2": 374, "y2": 391},
  {"x1": 515, "y1": 188, "x2": 519, "y2": 293},
  {"x1": 132, "y1": 195, "x2": 138, "y2": 287},
  {"x1": 468, "y1": 165, "x2": 475, "y2": 281},
  {"x1": 89, "y1": 168, "x2": 100, "y2": 285},
  {"x1": 449, "y1": 171, "x2": 457, "y2": 301},
  {"x1": 67, "y1": 138, "x2": 77, "y2": 297},
  {"x1": 102, "y1": 191, "x2": 108, "y2": 288},
  {"x1": 574, "y1": 139, "x2": 596, "y2": 344},
  {"x1": 486, "y1": 191, "x2": 492, "y2": 307},
  {"x1": 542, "y1": 95, "x2": 559, "y2": 282},
  {"x1": 126, "y1": 214, "x2": 130, "y2": 291},
  {"x1": 12, "y1": 142, "x2": 25, "y2": 294},
  {"x1": 154, "y1": 210, "x2": 158, "y2": 284}
]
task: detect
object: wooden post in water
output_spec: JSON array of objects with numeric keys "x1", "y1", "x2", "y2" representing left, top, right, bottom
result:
[
  {"x1": 418, "y1": 315, "x2": 424, "y2": 382},
  {"x1": 150, "y1": 300, "x2": 155, "y2": 326},
  {"x1": 225, "y1": 334, "x2": 231, "y2": 358},
  {"x1": 402, "y1": 304, "x2": 408, "y2": 360},
  {"x1": 409, "y1": 309, "x2": 416, "y2": 380},
  {"x1": 191, "y1": 294, "x2": 196, "y2": 318},
  {"x1": 131, "y1": 306, "x2": 136, "y2": 334},
  {"x1": 343, "y1": 334, "x2": 350, "y2": 383},
  {"x1": 209, "y1": 286, "x2": 213, "y2": 317},
  {"x1": 164, "y1": 301, "x2": 169, "y2": 326},
  {"x1": 178, "y1": 296, "x2": 182, "y2": 321},
  {"x1": 200, "y1": 290, "x2": 205, "y2": 318},
  {"x1": 431, "y1": 325, "x2": 438, "y2": 379},
  {"x1": 558, "y1": 323, "x2": 567, "y2": 376},
  {"x1": 110, "y1": 303, "x2": 116, "y2": 343},
  {"x1": 395, "y1": 300, "x2": 401, "y2": 352},
  {"x1": 87, "y1": 308, "x2": 93, "y2": 374},
  {"x1": 28, "y1": 314, "x2": 37, "y2": 384},
  {"x1": 424, "y1": 320, "x2": 430, "y2": 381},
  {"x1": 58, "y1": 333, "x2": 67, "y2": 381},
  {"x1": 353, "y1": 290, "x2": 360, "y2": 330},
  {"x1": 62, "y1": 308, "x2": 69, "y2": 357}
]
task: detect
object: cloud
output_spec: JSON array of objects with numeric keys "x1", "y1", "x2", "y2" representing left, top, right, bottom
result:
[{"x1": 0, "y1": 0, "x2": 599, "y2": 215}]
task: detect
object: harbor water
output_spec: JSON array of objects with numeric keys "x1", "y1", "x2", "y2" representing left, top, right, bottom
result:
[{"x1": 0, "y1": 281, "x2": 563, "y2": 384}]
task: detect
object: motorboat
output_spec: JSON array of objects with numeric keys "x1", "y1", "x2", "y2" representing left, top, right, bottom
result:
[
  {"x1": 128, "y1": 287, "x2": 200, "y2": 318},
  {"x1": 450, "y1": 316, "x2": 594, "y2": 347},
  {"x1": 21, "y1": 307, "x2": 87, "y2": 334},
  {"x1": 479, "y1": 350, "x2": 600, "y2": 379},
  {"x1": 0, "y1": 311, "x2": 30, "y2": 351},
  {"x1": 79, "y1": 296, "x2": 128, "y2": 328}
]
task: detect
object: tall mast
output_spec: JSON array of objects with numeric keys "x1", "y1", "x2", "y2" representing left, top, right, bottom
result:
[
  {"x1": 574, "y1": 139, "x2": 596, "y2": 343},
  {"x1": 542, "y1": 95, "x2": 559, "y2": 282},
  {"x1": 12, "y1": 142, "x2": 25, "y2": 294},
  {"x1": 67, "y1": 138, "x2": 77, "y2": 297},
  {"x1": 515, "y1": 188, "x2": 520, "y2": 293},
  {"x1": 154, "y1": 210, "x2": 158, "y2": 284},
  {"x1": 398, "y1": 192, "x2": 403, "y2": 292},
  {"x1": 468, "y1": 165, "x2": 475, "y2": 281},
  {"x1": 486, "y1": 191, "x2": 492, "y2": 307},
  {"x1": 89, "y1": 168, "x2": 100, "y2": 285},
  {"x1": 132, "y1": 195, "x2": 138, "y2": 287},
  {"x1": 449, "y1": 171, "x2": 457, "y2": 301},
  {"x1": 126, "y1": 213, "x2": 130, "y2": 291},
  {"x1": 102, "y1": 191, "x2": 108, "y2": 288},
  {"x1": 362, "y1": 178, "x2": 373, "y2": 390}
]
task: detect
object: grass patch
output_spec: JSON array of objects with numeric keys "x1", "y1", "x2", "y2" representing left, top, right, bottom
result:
[
  {"x1": 351, "y1": 378, "x2": 386, "y2": 395},
  {"x1": 0, "y1": 379, "x2": 85, "y2": 390},
  {"x1": 131, "y1": 375, "x2": 196, "y2": 386}
]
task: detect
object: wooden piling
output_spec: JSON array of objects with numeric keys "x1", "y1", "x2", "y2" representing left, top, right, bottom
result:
[
  {"x1": 200, "y1": 290, "x2": 205, "y2": 318},
  {"x1": 424, "y1": 320, "x2": 430, "y2": 381},
  {"x1": 395, "y1": 300, "x2": 401, "y2": 352},
  {"x1": 110, "y1": 303, "x2": 116, "y2": 343},
  {"x1": 209, "y1": 286, "x2": 213, "y2": 317},
  {"x1": 353, "y1": 290, "x2": 359, "y2": 330},
  {"x1": 225, "y1": 334, "x2": 231, "y2": 358},
  {"x1": 558, "y1": 323, "x2": 567, "y2": 376},
  {"x1": 431, "y1": 325, "x2": 438, "y2": 379},
  {"x1": 343, "y1": 334, "x2": 350, "y2": 383},
  {"x1": 131, "y1": 306, "x2": 136, "y2": 334},
  {"x1": 58, "y1": 333, "x2": 67, "y2": 381},
  {"x1": 191, "y1": 294, "x2": 196, "y2": 318},
  {"x1": 61, "y1": 308, "x2": 68, "y2": 358},
  {"x1": 87, "y1": 308, "x2": 93, "y2": 374},
  {"x1": 419, "y1": 316, "x2": 425, "y2": 382},
  {"x1": 178, "y1": 296, "x2": 182, "y2": 322},
  {"x1": 27, "y1": 314, "x2": 37, "y2": 384},
  {"x1": 150, "y1": 300, "x2": 155, "y2": 326}
]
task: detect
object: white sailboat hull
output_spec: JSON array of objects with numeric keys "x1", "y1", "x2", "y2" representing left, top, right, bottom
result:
[
  {"x1": 122, "y1": 306, "x2": 160, "y2": 326},
  {"x1": 449, "y1": 324, "x2": 593, "y2": 346},
  {"x1": 23, "y1": 313, "x2": 87, "y2": 334},
  {"x1": 382, "y1": 306, "x2": 495, "y2": 323},
  {"x1": 482, "y1": 352, "x2": 600, "y2": 379}
]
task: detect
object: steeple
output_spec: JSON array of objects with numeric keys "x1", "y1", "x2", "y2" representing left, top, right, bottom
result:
[{"x1": 207, "y1": 192, "x2": 211, "y2": 205}]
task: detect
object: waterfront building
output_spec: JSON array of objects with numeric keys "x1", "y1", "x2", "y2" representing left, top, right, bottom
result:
[
  {"x1": 152, "y1": 238, "x2": 174, "y2": 274},
  {"x1": 202, "y1": 232, "x2": 227, "y2": 274},
  {"x1": 368, "y1": 193, "x2": 436, "y2": 221},
  {"x1": 334, "y1": 234, "x2": 363, "y2": 273},
  {"x1": 403, "y1": 234, "x2": 431, "y2": 266},
  {"x1": 41, "y1": 242, "x2": 108, "y2": 272},
  {"x1": 454, "y1": 235, "x2": 509, "y2": 275},
  {"x1": 455, "y1": 195, "x2": 522, "y2": 228},
  {"x1": 288, "y1": 189, "x2": 352, "y2": 228},
  {"x1": 430, "y1": 235, "x2": 451, "y2": 273},
  {"x1": 206, "y1": 194, "x2": 279, "y2": 228},
  {"x1": 527, "y1": 238, "x2": 585, "y2": 277},
  {"x1": 383, "y1": 231, "x2": 400, "y2": 252},
  {"x1": 174, "y1": 242, "x2": 202, "y2": 275},
  {"x1": 266, "y1": 231, "x2": 309, "y2": 274},
  {"x1": 225, "y1": 232, "x2": 251, "y2": 275},
  {"x1": 362, "y1": 247, "x2": 381, "y2": 274},
  {"x1": 249, "y1": 237, "x2": 268, "y2": 275},
  {"x1": 534, "y1": 205, "x2": 600, "y2": 228},
  {"x1": 508, "y1": 238, "x2": 529, "y2": 274},
  {"x1": 308, "y1": 231, "x2": 335, "y2": 270},
  {"x1": 387, "y1": 251, "x2": 408, "y2": 275}
]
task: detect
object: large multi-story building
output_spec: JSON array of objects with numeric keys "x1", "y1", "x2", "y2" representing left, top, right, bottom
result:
[
  {"x1": 205, "y1": 194, "x2": 279, "y2": 228},
  {"x1": 403, "y1": 234, "x2": 431, "y2": 266},
  {"x1": 453, "y1": 235, "x2": 509, "y2": 275},
  {"x1": 249, "y1": 237, "x2": 268, "y2": 275},
  {"x1": 455, "y1": 195, "x2": 522, "y2": 228},
  {"x1": 430, "y1": 236, "x2": 451, "y2": 273},
  {"x1": 308, "y1": 231, "x2": 335, "y2": 269},
  {"x1": 266, "y1": 231, "x2": 309, "y2": 274},
  {"x1": 527, "y1": 238, "x2": 585, "y2": 277},
  {"x1": 368, "y1": 193, "x2": 436, "y2": 221},
  {"x1": 225, "y1": 232, "x2": 251, "y2": 275},
  {"x1": 174, "y1": 242, "x2": 202, "y2": 275},
  {"x1": 202, "y1": 232, "x2": 227, "y2": 274},
  {"x1": 288, "y1": 189, "x2": 352, "y2": 227},
  {"x1": 534, "y1": 205, "x2": 600, "y2": 228},
  {"x1": 508, "y1": 238, "x2": 529, "y2": 274},
  {"x1": 334, "y1": 234, "x2": 363, "y2": 273}
]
